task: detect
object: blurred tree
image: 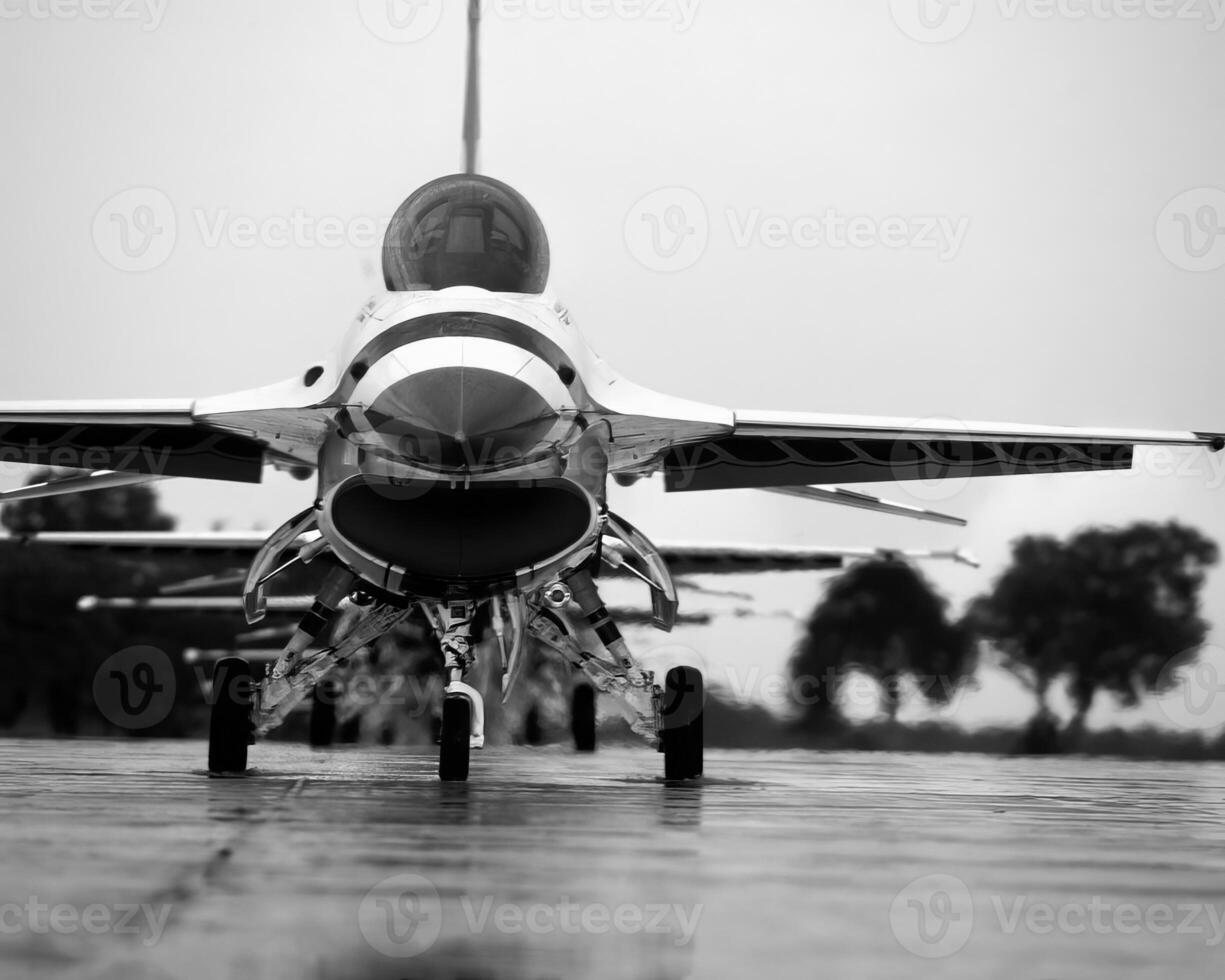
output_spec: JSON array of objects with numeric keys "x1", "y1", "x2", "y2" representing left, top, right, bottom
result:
[
  {"x1": 968, "y1": 522, "x2": 1218, "y2": 743},
  {"x1": 790, "y1": 559, "x2": 976, "y2": 730},
  {"x1": 963, "y1": 536, "x2": 1075, "y2": 720}
]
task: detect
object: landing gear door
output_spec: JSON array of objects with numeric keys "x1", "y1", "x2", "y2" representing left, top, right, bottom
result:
[{"x1": 604, "y1": 512, "x2": 679, "y2": 633}]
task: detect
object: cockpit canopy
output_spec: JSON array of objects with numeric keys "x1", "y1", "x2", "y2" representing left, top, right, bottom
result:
[{"x1": 382, "y1": 175, "x2": 550, "y2": 293}]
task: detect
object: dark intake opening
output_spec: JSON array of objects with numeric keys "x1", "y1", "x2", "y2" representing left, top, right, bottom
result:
[{"x1": 329, "y1": 479, "x2": 594, "y2": 583}]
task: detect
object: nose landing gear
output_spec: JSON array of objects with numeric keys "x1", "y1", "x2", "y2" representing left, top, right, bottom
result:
[
  {"x1": 434, "y1": 601, "x2": 484, "y2": 782},
  {"x1": 439, "y1": 694, "x2": 473, "y2": 782}
]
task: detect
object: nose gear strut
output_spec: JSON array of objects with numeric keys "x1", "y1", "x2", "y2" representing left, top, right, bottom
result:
[{"x1": 426, "y1": 601, "x2": 485, "y2": 780}]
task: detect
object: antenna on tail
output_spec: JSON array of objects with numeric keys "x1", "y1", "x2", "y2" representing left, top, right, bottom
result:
[{"x1": 463, "y1": 0, "x2": 481, "y2": 174}]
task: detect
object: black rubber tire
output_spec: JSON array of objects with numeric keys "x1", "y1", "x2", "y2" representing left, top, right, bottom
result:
[
  {"x1": 208, "y1": 658, "x2": 253, "y2": 775},
  {"x1": 571, "y1": 683, "x2": 597, "y2": 753},
  {"x1": 309, "y1": 679, "x2": 339, "y2": 749},
  {"x1": 660, "y1": 667, "x2": 704, "y2": 781},
  {"x1": 439, "y1": 696, "x2": 471, "y2": 782},
  {"x1": 523, "y1": 705, "x2": 544, "y2": 746}
]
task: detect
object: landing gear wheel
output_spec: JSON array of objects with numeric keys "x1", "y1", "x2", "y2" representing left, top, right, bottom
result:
[
  {"x1": 660, "y1": 667, "x2": 704, "y2": 781},
  {"x1": 439, "y1": 695, "x2": 471, "y2": 782},
  {"x1": 209, "y1": 658, "x2": 253, "y2": 775},
  {"x1": 523, "y1": 705, "x2": 544, "y2": 746},
  {"x1": 309, "y1": 679, "x2": 339, "y2": 749},
  {"x1": 571, "y1": 683, "x2": 597, "y2": 753}
]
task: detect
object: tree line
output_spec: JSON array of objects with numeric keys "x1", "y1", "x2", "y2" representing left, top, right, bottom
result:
[{"x1": 790, "y1": 521, "x2": 1219, "y2": 752}]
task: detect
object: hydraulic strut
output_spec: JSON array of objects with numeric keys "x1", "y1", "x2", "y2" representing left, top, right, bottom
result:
[
  {"x1": 566, "y1": 569, "x2": 635, "y2": 670},
  {"x1": 272, "y1": 565, "x2": 358, "y2": 679}
]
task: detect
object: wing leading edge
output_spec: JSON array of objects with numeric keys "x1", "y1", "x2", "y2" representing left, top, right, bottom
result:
[
  {"x1": 0, "y1": 377, "x2": 339, "y2": 485},
  {"x1": 0, "y1": 402, "x2": 266, "y2": 483},
  {"x1": 657, "y1": 411, "x2": 1225, "y2": 493}
]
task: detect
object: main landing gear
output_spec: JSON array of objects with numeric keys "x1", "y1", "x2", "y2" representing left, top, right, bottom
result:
[
  {"x1": 528, "y1": 570, "x2": 704, "y2": 783},
  {"x1": 208, "y1": 570, "x2": 704, "y2": 784},
  {"x1": 660, "y1": 667, "x2": 704, "y2": 781},
  {"x1": 207, "y1": 565, "x2": 412, "y2": 777},
  {"x1": 208, "y1": 658, "x2": 254, "y2": 775}
]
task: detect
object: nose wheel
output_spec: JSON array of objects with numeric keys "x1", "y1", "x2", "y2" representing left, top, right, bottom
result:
[
  {"x1": 660, "y1": 667, "x2": 704, "y2": 781},
  {"x1": 439, "y1": 695, "x2": 472, "y2": 782},
  {"x1": 208, "y1": 658, "x2": 254, "y2": 776}
]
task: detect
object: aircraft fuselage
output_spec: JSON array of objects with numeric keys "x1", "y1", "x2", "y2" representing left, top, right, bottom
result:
[{"x1": 314, "y1": 290, "x2": 610, "y2": 602}]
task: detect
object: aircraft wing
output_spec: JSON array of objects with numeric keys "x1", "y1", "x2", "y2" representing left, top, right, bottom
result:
[
  {"x1": 0, "y1": 401, "x2": 269, "y2": 483},
  {"x1": 0, "y1": 378, "x2": 338, "y2": 484},
  {"x1": 635, "y1": 409, "x2": 1225, "y2": 493}
]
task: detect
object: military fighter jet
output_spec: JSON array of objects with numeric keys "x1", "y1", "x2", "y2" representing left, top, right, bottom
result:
[{"x1": 1, "y1": 2, "x2": 1220, "y2": 781}]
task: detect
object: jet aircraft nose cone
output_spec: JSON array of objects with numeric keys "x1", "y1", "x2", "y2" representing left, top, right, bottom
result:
[{"x1": 365, "y1": 366, "x2": 562, "y2": 469}]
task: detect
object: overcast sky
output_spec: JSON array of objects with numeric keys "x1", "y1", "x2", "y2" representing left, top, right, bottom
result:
[{"x1": 2, "y1": 0, "x2": 1225, "y2": 732}]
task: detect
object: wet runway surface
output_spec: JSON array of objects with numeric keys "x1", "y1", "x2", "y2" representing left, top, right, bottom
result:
[{"x1": 2, "y1": 740, "x2": 1225, "y2": 979}]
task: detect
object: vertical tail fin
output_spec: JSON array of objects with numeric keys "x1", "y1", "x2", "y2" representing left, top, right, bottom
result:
[{"x1": 463, "y1": 0, "x2": 481, "y2": 174}]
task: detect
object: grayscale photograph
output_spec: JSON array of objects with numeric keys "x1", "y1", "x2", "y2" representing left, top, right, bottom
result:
[{"x1": 2, "y1": 1, "x2": 1224, "y2": 977}]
